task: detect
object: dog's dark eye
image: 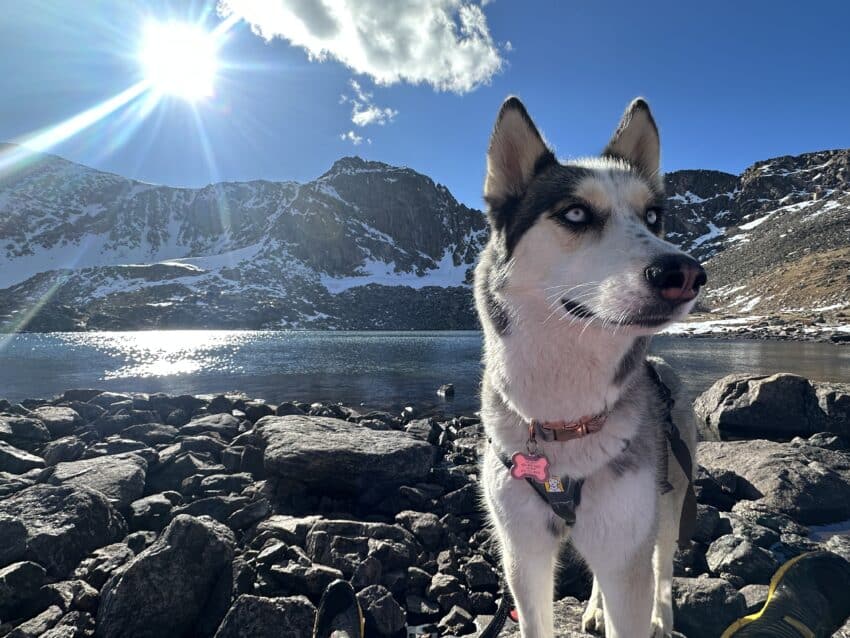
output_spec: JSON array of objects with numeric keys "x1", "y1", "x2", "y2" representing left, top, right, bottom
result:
[
  {"x1": 645, "y1": 208, "x2": 661, "y2": 226},
  {"x1": 559, "y1": 206, "x2": 590, "y2": 225}
]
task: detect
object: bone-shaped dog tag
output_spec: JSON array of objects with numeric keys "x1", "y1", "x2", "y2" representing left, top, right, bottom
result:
[{"x1": 510, "y1": 452, "x2": 550, "y2": 483}]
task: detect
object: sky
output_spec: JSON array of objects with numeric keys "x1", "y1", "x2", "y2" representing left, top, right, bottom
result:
[{"x1": 1, "y1": 1, "x2": 849, "y2": 209}]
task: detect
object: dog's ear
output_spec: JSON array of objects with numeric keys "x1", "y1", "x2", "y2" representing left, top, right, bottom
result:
[
  {"x1": 484, "y1": 97, "x2": 555, "y2": 209},
  {"x1": 603, "y1": 98, "x2": 660, "y2": 176}
]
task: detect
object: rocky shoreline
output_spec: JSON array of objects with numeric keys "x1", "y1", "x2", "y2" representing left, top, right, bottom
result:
[{"x1": 1, "y1": 379, "x2": 850, "y2": 637}]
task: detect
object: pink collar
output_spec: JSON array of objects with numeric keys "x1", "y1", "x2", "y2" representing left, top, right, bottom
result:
[{"x1": 532, "y1": 411, "x2": 608, "y2": 441}]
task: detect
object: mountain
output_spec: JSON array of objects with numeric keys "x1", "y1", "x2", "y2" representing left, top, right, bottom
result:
[
  {"x1": 0, "y1": 145, "x2": 847, "y2": 332},
  {"x1": 0, "y1": 147, "x2": 487, "y2": 330}
]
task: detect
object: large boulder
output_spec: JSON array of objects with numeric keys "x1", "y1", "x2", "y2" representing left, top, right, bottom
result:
[
  {"x1": 213, "y1": 595, "x2": 315, "y2": 638},
  {"x1": 0, "y1": 516, "x2": 28, "y2": 567},
  {"x1": 698, "y1": 440, "x2": 850, "y2": 524},
  {"x1": 0, "y1": 441, "x2": 44, "y2": 474},
  {"x1": 0, "y1": 485, "x2": 125, "y2": 577},
  {"x1": 48, "y1": 454, "x2": 147, "y2": 509},
  {"x1": 30, "y1": 407, "x2": 83, "y2": 437},
  {"x1": 255, "y1": 415, "x2": 436, "y2": 493},
  {"x1": 0, "y1": 416, "x2": 50, "y2": 452},
  {"x1": 181, "y1": 414, "x2": 241, "y2": 440},
  {"x1": 694, "y1": 373, "x2": 842, "y2": 440},
  {"x1": 96, "y1": 515, "x2": 235, "y2": 638}
]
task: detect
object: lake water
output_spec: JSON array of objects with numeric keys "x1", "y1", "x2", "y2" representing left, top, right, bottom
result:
[{"x1": 0, "y1": 331, "x2": 848, "y2": 416}]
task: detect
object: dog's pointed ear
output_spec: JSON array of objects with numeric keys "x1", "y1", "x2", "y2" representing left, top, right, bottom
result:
[
  {"x1": 603, "y1": 98, "x2": 660, "y2": 176},
  {"x1": 484, "y1": 97, "x2": 555, "y2": 209}
]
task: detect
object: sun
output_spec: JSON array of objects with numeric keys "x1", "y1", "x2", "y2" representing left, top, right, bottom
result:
[{"x1": 139, "y1": 20, "x2": 219, "y2": 102}]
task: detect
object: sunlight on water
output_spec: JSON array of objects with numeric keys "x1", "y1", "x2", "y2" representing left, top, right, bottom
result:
[{"x1": 56, "y1": 330, "x2": 253, "y2": 379}]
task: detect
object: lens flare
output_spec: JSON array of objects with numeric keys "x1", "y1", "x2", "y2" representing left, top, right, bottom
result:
[{"x1": 139, "y1": 20, "x2": 219, "y2": 101}]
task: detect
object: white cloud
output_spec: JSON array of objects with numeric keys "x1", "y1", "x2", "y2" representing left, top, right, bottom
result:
[
  {"x1": 340, "y1": 130, "x2": 368, "y2": 145},
  {"x1": 344, "y1": 80, "x2": 397, "y2": 127},
  {"x1": 217, "y1": 0, "x2": 504, "y2": 93}
]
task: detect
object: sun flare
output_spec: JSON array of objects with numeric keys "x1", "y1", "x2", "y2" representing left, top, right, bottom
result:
[{"x1": 139, "y1": 20, "x2": 219, "y2": 102}]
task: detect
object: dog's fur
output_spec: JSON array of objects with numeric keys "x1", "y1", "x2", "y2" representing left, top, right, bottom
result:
[{"x1": 475, "y1": 97, "x2": 699, "y2": 638}]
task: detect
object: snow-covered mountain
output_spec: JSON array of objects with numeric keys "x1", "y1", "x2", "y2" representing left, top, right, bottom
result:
[
  {"x1": 0, "y1": 145, "x2": 847, "y2": 331},
  {"x1": 0, "y1": 146, "x2": 487, "y2": 330}
]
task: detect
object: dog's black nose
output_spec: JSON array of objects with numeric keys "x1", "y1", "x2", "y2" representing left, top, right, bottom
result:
[{"x1": 645, "y1": 254, "x2": 707, "y2": 302}]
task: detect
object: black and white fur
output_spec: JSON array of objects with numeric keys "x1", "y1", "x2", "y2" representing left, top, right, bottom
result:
[{"x1": 475, "y1": 97, "x2": 698, "y2": 638}]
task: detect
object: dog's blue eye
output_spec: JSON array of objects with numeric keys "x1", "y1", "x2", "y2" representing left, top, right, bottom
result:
[
  {"x1": 562, "y1": 207, "x2": 589, "y2": 224},
  {"x1": 645, "y1": 209, "x2": 659, "y2": 225}
]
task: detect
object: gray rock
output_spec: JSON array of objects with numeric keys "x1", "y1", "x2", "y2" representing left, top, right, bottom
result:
[
  {"x1": 698, "y1": 439, "x2": 850, "y2": 524},
  {"x1": 30, "y1": 407, "x2": 82, "y2": 437},
  {"x1": 0, "y1": 441, "x2": 44, "y2": 474},
  {"x1": 97, "y1": 515, "x2": 235, "y2": 638},
  {"x1": 128, "y1": 492, "x2": 181, "y2": 532},
  {"x1": 0, "y1": 516, "x2": 28, "y2": 567},
  {"x1": 0, "y1": 485, "x2": 125, "y2": 577},
  {"x1": 357, "y1": 585, "x2": 406, "y2": 636},
  {"x1": 0, "y1": 561, "x2": 48, "y2": 618},
  {"x1": 42, "y1": 436, "x2": 86, "y2": 466},
  {"x1": 73, "y1": 543, "x2": 135, "y2": 590},
  {"x1": 252, "y1": 515, "x2": 321, "y2": 547},
  {"x1": 439, "y1": 604, "x2": 475, "y2": 635},
  {"x1": 48, "y1": 454, "x2": 147, "y2": 509},
  {"x1": 145, "y1": 453, "x2": 225, "y2": 494},
  {"x1": 226, "y1": 498, "x2": 270, "y2": 530},
  {"x1": 706, "y1": 534, "x2": 779, "y2": 584},
  {"x1": 305, "y1": 520, "x2": 417, "y2": 578},
  {"x1": 181, "y1": 414, "x2": 241, "y2": 439},
  {"x1": 824, "y1": 535, "x2": 850, "y2": 562},
  {"x1": 171, "y1": 496, "x2": 250, "y2": 525},
  {"x1": 5, "y1": 604, "x2": 63, "y2": 637},
  {"x1": 816, "y1": 383, "x2": 850, "y2": 437},
  {"x1": 462, "y1": 556, "x2": 499, "y2": 592},
  {"x1": 256, "y1": 415, "x2": 435, "y2": 492},
  {"x1": 738, "y1": 583, "x2": 769, "y2": 614},
  {"x1": 213, "y1": 594, "x2": 315, "y2": 638},
  {"x1": 672, "y1": 577, "x2": 746, "y2": 638},
  {"x1": 0, "y1": 416, "x2": 50, "y2": 452},
  {"x1": 694, "y1": 373, "x2": 832, "y2": 440},
  {"x1": 268, "y1": 561, "x2": 343, "y2": 598},
  {"x1": 121, "y1": 423, "x2": 178, "y2": 446},
  {"x1": 395, "y1": 510, "x2": 443, "y2": 549}
]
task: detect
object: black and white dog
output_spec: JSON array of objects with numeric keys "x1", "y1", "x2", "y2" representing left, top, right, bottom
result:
[{"x1": 475, "y1": 97, "x2": 704, "y2": 638}]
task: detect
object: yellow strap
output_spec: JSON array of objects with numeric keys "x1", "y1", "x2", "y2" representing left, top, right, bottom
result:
[{"x1": 783, "y1": 616, "x2": 815, "y2": 638}]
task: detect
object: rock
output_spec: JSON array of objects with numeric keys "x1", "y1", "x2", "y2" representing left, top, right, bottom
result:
[
  {"x1": 84, "y1": 439, "x2": 157, "y2": 465},
  {"x1": 0, "y1": 485, "x2": 125, "y2": 577},
  {"x1": 706, "y1": 534, "x2": 779, "y2": 584},
  {"x1": 60, "y1": 389, "x2": 104, "y2": 403},
  {"x1": 824, "y1": 535, "x2": 850, "y2": 562},
  {"x1": 0, "y1": 516, "x2": 28, "y2": 567},
  {"x1": 0, "y1": 561, "x2": 49, "y2": 619},
  {"x1": 357, "y1": 585, "x2": 406, "y2": 636},
  {"x1": 30, "y1": 407, "x2": 82, "y2": 437},
  {"x1": 97, "y1": 515, "x2": 235, "y2": 638},
  {"x1": 128, "y1": 492, "x2": 181, "y2": 532},
  {"x1": 692, "y1": 505, "x2": 721, "y2": 543},
  {"x1": 268, "y1": 561, "x2": 343, "y2": 598},
  {"x1": 499, "y1": 596, "x2": 588, "y2": 637},
  {"x1": 738, "y1": 583, "x2": 769, "y2": 614},
  {"x1": 172, "y1": 495, "x2": 250, "y2": 525},
  {"x1": 252, "y1": 515, "x2": 320, "y2": 547},
  {"x1": 227, "y1": 498, "x2": 270, "y2": 530},
  {"x1": 694, "y1": 373, "x2": 827, "y2": 439},
  {"x1": 437, "y1": 384, "x2": 455, "y2": 398},
  {"x1": 406, "y1": 594, "x2": 441, "y2": 623},
  {"x1": 442, "y1": 483, "x2": 479, "y2": 515},
  {"x1": 0, "y1": 471, "x2": 35, "y2": 497},
  {"x1": 816, "y1": 383, "x2": 850, "y2": 437},
  {"x1": 305, "y1": 520, "x2": 417, "y2": 578},
  {"x1": 73, "y1": 543, "x2": 135, "y2": 590},
  {"x1": 181, "y1": 414, "x2": 241, "y2": 439},
  {"x1": 255, "y1": 415, "x2": 436, "y2": 493},
  {"x1": 198, "y1": 472, "x2": 253, "y2": 496},
  {"x1": 42, "y1": 436, "x2": 86, "y2": 466},
  {"x1": 145, "y1": 453, "x2": 224, "y2": 495},
  {"x1": 42, "y1": 579, "x2": 99, "y2": 614},
  {"x1": 0, "y1": 441, "x2": 44, "y2": 474},
  {"x1": 395, "y1": 510, "x2": 443, "y2": 549},
  {"x1": 5, "y1": 604, "x2": 64, "y2": 637},
  {"x1": 48, "y1": 454, "x2": 147, "y2": 509},
  {"x1": 438, "y1": 605, "x2": 475, "y2": 635},
  {"x1": 214, "y1": 595, "x2": 315, "y2": 638},
  {"x1": 672, "y1": 577, "x2": 746, "y2": 638},
  {"x1": 698, "y1": 440, "x2": 850, "y2": 524},
  {"x1": 88, "y1": 392, "x2": 132, "y2": 409},
  {"x1": 92, "y1": 413, "x2": 134, "y2": 437},
  {"x1": 462, "y1": 556, "x2": 499, "y2": 592},
  {"x1": 121, "y1": 423, "x2": 178, "y2": 446},
  {"x1": 0, "y1": 416, "x2": 50, "y2": 452}
]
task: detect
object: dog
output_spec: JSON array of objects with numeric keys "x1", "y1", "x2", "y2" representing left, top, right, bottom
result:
[{"x1": 475, "y1": 96, "x2": 704, "y2": 638}]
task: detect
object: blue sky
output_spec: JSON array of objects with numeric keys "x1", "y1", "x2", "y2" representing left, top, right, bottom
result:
[{"x1": 1, "y1": 1, "x2": 849, "y2": 209}]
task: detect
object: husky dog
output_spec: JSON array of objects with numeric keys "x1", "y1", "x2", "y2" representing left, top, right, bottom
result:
[{"x1": 475, "y1": 97, "x2": 705, "y2": 638}]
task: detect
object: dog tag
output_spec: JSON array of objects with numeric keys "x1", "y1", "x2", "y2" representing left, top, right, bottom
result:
[
  {"x1": 544, "y1": 476, "x2": 564, "y2": 493},
  {"x1": 510, "y1": 452, "x2": 550, "y2": 483}
]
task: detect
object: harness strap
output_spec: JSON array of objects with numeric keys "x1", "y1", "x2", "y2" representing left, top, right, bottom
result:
[
  {"x1": 646, "y1": 362, "x2": 698, "y2": 550},
  {"x1": 493, "y1": 446, "x2": 583, "y2": 526}
]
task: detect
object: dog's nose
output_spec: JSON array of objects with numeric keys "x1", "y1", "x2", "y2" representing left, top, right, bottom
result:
[{"x1": 644, "y1": 254, "x2": 707, "y2": 302}]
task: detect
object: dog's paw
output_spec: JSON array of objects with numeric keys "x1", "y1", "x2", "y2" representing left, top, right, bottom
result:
[{"x1": 581, "y1": 604, "x2": 605, "y2": 635}]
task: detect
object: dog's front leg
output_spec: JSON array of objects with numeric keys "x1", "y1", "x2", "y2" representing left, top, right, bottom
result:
[
  {"x1": 592, "y1": 537, "x2": 655, "y2": 638},
  {"x1": 482, "y1": 455, "x2": 561, "y2": 637}
]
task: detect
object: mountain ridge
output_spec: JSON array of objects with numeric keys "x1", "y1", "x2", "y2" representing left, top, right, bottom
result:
[{"x1": 0, "y1": 144, "x2": 847, "y2": 333}]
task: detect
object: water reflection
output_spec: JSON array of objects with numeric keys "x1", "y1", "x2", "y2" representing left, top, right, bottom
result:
[{"x1": 0, "y1": 332, "x2": 848, "y2": 417}]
